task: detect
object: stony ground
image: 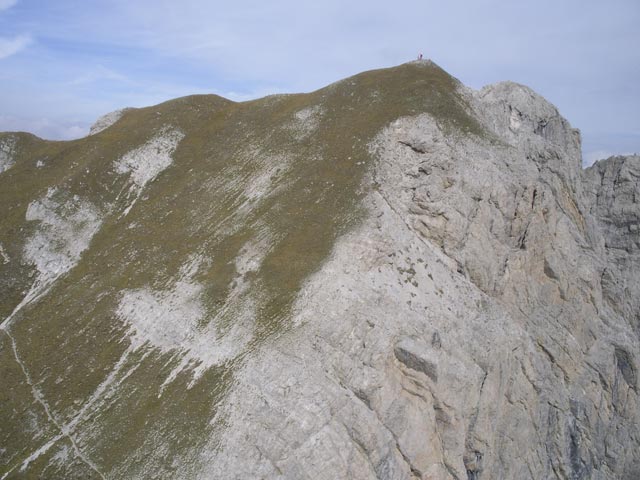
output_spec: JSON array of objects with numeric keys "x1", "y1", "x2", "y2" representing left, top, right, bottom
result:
[{"x1": 1, "y1": 61, "x2": 638, "y2": 479}]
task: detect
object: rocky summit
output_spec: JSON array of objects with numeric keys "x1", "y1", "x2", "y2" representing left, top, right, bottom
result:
[{"x1": 1, "y1": 60, "x2": 639, "y2": 479}]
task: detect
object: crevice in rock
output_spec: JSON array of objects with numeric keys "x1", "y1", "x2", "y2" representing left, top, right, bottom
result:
[
  {"x1": 254, "y1": 445, "x2": 284, "y2": 476},
  {"x1": 568, "y1": 417, "x2": 590, "y2": 479},
  {"x1": 537, "y1": 341, "x2": 557, "y2": 368},
  {"x1": 517, "y1": 220, "x2": 531, "y2": 250},
  {"x1": 444, "y1": 461, "x2": 462, "y2": 480},
  {"x1": 545, "y1": 404, "x2": 568, "y2": 480},
  {"x1": 614, "y1": 346, "x2": 637, "y2": 391},
  {"x1": 464, "y1": 450, "x2": 483, "y2": 480},
  {"x1": 534, "y1": 119, "x2": 548, "y2": 138},
  {"x1": 394, "y1": 341, "x2": 438, "y2": 383},
  {"x1": 463, "y1": 370, "x2": 488, "y2": 479},
  {"x1": 519, "y1": 359, "x2": 542, "y2": 395},
  {"x1": 543, "y1": 258, "x2": 560, "y2": 281},
  {"x1": 341, "y1": 422, "x2": 378, "y2": 475},
  {"x1": 342, "y1": 376, "x2": 427, "y2": 479},
  {"x1": 398, "y1": 140, "x2": 428, "y2": 154}
]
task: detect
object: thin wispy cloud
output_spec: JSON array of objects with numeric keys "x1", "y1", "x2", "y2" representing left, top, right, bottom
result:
[
  {"x1": 0, "y1": 33, "x2": 31, "y2": 59},
  {"x1": 0, "y1": 0, "x2": 31, "y2": 60},
  {"x1": 0, "y1": 0, "x2": 17, "y2": 12},
  {"x1": 67, "y1": 65, "x2": 131, "y2": 86}
]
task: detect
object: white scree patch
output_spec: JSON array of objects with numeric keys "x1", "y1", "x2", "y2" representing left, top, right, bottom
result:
[
  {"x1": 0, "y1": 189, "x2": 103, "y2": 331},
  {"x1": 288, "y1": 106, "x2": 323, "y2": 140},
  {"x1": 114, "y1": 127, "x2": 185, "y2": 217},
  {"x1": 115, "y1": 128, "x2": 185, "y2": 189},
  {"x1": 115, "y1": 247, "x2": 266, "y2": 389},
  {"x1": 0, "y1": 243, "x2": 9, "y2": 264},
  {"x1": 0, "y1": 135, "x2": 17, "y2": 174},
  {"x1": 24, "y1": 190, "x2": 102, "y2": 298}
]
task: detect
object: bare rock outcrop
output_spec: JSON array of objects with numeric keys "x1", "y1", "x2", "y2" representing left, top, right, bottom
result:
[
  {"x1": 89, "y1": 108, "x2": 132, "y2": 135},
  {"x1": 200, "y1": 76, "x2": 640, "y2": 478},
  {"x1": 584, "y1": 155, "x2": 640, "y2": 338}
]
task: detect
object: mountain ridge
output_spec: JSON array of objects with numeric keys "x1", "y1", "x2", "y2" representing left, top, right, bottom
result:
[{"x1": 1, "y1": 61, "x2": 639, "y2": 479}]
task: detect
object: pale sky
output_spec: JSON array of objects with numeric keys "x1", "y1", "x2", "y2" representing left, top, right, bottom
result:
[{"x1": 0, "y1": 0, "x2": 638, "y2": 165}]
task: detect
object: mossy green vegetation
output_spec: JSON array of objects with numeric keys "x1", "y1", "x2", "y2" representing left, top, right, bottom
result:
[{"x1": 0, "y1": 62, "x2": 487, "y2": 478}]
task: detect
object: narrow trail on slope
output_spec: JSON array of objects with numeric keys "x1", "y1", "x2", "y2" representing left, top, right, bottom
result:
[{"x1": 2, "y1": 329, "x2": 107, "y2": 479}]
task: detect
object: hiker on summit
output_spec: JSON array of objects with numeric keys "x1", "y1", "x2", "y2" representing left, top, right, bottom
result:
[{"x1": 418, "y1": 53, "x2": 423, "y2": 60}]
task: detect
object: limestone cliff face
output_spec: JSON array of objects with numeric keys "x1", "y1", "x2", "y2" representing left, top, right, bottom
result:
[
  {"x1": 1, "y1": 61, "x2": 638, "y2": 479},
  {"x1": 584, "y1": 156, "x2": 640, "y2": 340}
]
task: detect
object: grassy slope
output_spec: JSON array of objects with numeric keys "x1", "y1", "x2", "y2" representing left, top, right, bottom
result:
[{"x1": 0, "y1": 62, "x2": 486, "y2": 478}]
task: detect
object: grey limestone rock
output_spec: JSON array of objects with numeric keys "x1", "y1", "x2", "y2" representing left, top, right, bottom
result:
[
  {"x1": 88, "y1": 108, "x2": 132, "y2": 135},
  {"x1": 0, "y1": 135, "x2": 17, "y2": 174},
  {"x1": 202, "y1": 75, "x2": 639, "y2": 479}
]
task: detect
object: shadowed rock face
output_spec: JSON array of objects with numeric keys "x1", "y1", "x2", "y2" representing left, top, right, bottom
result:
[{"x1": 1, "y1": 61, "x2": 638, "y2": 479}]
